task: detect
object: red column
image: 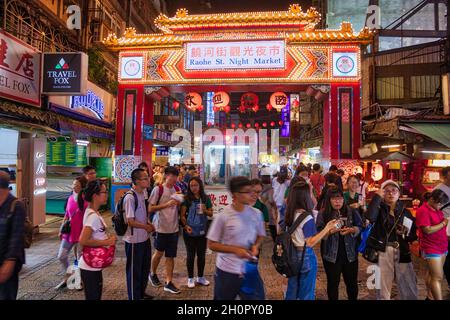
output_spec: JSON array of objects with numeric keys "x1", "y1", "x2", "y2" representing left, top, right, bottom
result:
[
  {"x1": 322, "y1": 92, "x2": 331, "y2": 161},
  {"x1": 329, "y1": 84, "x2": 339, "y2": 160},
  {"x1": 134, "y1": 86, "x2": 144, "y2": 157},
  {"x1": 115, "y1": 84, "x2": 125, "y2": 156},
  {"x1": 142, "y1": 94, "x2": 154, "y2": 167},
  {"x1": 352, "y1": 83, "x2": 361, "y2": 159}
]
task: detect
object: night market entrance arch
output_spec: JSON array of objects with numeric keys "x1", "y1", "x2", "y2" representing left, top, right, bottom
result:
[{"x1": 104, "y1": 4, "x2": 373, "y2": 204}]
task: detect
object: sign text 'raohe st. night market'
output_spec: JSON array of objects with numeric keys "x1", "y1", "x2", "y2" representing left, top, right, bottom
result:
[{"x1": 185, "y1": 41, "x2": 285, "y2": 70}]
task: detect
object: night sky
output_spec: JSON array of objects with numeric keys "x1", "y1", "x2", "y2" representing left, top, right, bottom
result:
[{"x1": 166, "y1": 0, "x2": 314, "y2": 16}]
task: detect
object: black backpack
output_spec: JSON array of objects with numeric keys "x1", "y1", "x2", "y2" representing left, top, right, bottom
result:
[
  {"x1": 272, "y1": 211, "x2": 309, "y2": 278},
  {"x1": 112, "y1": 190, "x2": 142, "y2": 236}
]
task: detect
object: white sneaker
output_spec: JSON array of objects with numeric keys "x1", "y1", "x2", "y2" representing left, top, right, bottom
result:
[
  {"x1": 196, "y1": 277, "x2": 210, "y2": 286},
  {"x1": 187, "y1": 278, "x2": 195, "y2": 288}
]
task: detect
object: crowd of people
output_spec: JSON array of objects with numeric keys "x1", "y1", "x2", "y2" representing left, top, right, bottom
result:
[{"x1": 1, "y1": 162, "x2": 450, "y2": 301}]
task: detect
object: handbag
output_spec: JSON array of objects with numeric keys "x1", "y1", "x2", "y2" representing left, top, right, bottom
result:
[
  {"x1": 82, "y1": 212, "x2": 115, "y2": 269},
  {"x1": 82, "y1": 245, "x2": 115, "y2": 269},
  {"x1": 60, "y1": 219, "x2": 71, "y2": 235}
]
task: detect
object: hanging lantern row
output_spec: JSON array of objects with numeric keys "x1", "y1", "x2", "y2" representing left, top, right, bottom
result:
[
  {"x1": 224, "y1": 120, "x2": 284, "y2": 129},
  {"x1": 177, "y1": 92, "x2": 292, "y2": 113}
]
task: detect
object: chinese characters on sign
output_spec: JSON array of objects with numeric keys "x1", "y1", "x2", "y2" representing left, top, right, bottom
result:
[
  {"x1": 208, "y1": 190, "x2": 231, "y2": 216},
  {"x1": 186, "y1": 41, "x2": 285, "y2": 70},
  {"x1": 0, "y1": 30, "x2": 41, "y2": 107}
]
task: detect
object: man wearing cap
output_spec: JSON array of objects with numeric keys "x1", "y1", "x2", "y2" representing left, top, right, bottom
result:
[
  {"x1": 0, "y1": 171, "x2": 26, "y2": 300},
  {"x1": 365, "y1": 179, "x2": 418, "y2": 300}
]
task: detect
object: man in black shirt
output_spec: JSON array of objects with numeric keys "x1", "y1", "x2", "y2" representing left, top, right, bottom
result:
[{"x1": 0, "y1": 171, "x2": 26, "y2": 300}]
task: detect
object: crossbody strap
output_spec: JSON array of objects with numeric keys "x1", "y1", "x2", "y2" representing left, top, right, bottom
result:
[{"x1": 287, "y1": 211, "x2": 309, "y2": 235}]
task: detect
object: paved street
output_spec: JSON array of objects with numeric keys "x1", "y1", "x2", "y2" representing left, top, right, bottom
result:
[{"x1": 17, "y1": 212, "x2": 448, "y2": 300}]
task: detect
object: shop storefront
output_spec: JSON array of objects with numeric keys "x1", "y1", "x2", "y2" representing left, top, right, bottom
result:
[
  {"x1": 45, "y1": 81, "x2": 115, "y2": 214},
  {"x1": 104, "y1": 5, "x2": 373, "y2": 211}
]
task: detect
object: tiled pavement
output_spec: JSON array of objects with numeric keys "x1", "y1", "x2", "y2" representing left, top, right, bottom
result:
[{"x1": 17, "y1": 213, "x2": 449, "y2": 300}]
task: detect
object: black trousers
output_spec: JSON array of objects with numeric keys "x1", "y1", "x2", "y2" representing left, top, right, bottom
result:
[
  {"x1": 0, "y1": 269, "x2": 19, "y2": 300},
  {"x1": 444, "y1": 241, "x2": 450, "y2": 286},
  {"x1": 322, "y1": 256, "x2": 359, "y2": 300},
  {"x1": 125, "y1": 239, "x2": 152, "y2": 300},
  {"x1": 80, "y1": 269, "x2": 103, "y2": 300},
  {"x1": 269, "y1": 225, "x2": 277, "y2": 242},
  {"x1": 183, "y1": 234, "x2": 207, "y2": 278}
]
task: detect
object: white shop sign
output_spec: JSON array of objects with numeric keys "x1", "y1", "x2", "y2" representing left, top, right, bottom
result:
[
  {"x1": 185, "y1": 40, "x2": 285, "y2": 70},
  {"x1": 0, "y1": 30, "x2": 41, "y2": 107},
  {"x1": 206, "y1": 189, "x2": 232, "y2": 216}
]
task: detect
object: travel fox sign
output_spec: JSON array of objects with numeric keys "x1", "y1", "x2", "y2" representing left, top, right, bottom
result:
[
  {"x1": 185, "y1": 40, "x2": 285, "y2": 70},
  {"x1": 42, "y1": 52, "x2": 88, "y2": 95}
]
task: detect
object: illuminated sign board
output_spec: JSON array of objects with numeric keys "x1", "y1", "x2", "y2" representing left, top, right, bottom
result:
[{"x1": 185, "y1": 40, "x2": 285, "y2": 70}]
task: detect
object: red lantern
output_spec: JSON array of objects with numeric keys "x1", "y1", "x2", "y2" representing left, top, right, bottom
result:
[
  {"x1": 270, "y1": 92, "x2": 288, "y2": 112},
  {"x1": 197, "y1": 105, "x2": 204, "y2": 112},
  {"x1": 213, "y1": 91, "x2": 230, "y2": 109},
  {"x1": 224, "y1": 105, "x2": 231, "y2": 113},
  {"x1": 254, "y1": 123, "x2": 260, "y2": 128},
  {"x1": 270, "y1": 121, "x2": 275, "y2": 127},
  {"x1": 231, "y1": 123, "x2": 236, "y2": 129},
  {"x1": 238, "y1": 123, "x2": 243, "y2": 128},
  {"x1": 185, "y1": 92, "x2": 203, "y2": 112},
  {"x1": 172, "y1": 101, "x2": 180, "y2": 110},
  {"x1": 213, "y1": 106, "x2": 219, "y2": 112},
  {"x1": 262, "y1": 122, "x2": 267, "y2": 128},
  {"x1": 207, "y1": 122, "x2": 212, "y2": 127},
  {"x1": 279, "y1": 120, "x2": 284, "y2": 126},
  {"x1": 240, "y1": 93, "x2": 259, "y2": 113},
  {"x1": 246, "y1": 123, "x2": 251, "y2": 128},
  {"x1": 266, "y1": 103, "x2": 273, "y2": 111},
  {"x1": 306, "y1": 86, "x2": 316, "y2": 97}
]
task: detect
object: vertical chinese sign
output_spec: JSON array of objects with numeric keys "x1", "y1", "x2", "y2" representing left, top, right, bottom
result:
[
  {"x1": 339, "y1": 88, "x2": 352, "y2": 158},
  {"x1": 0, "y1": 30, "x2": 41, "y2": 107}
]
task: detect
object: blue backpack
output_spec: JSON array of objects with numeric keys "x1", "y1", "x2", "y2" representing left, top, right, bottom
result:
[{"x1": 186, "y1": 200, "x2": 207, "y2": 237}]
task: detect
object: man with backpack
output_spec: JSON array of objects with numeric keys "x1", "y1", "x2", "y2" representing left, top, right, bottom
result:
[
  {"x1": 207, "y1": 176, "x2": 266, "y2": 300},
  {"x1": 122, "y1": 168, "x2": 155, "y2": 300},
  {"x1": 0, "y1": 171, "x2": 26, "y2": 300},
  {"x1": 148, "y1": 166, "x2": 182, "y2": 294}
]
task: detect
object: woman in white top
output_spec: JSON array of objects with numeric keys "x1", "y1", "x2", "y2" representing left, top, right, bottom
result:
[
  {"x1": 272, "y1": 168, "x2": 290, "y2": 231},
  {"x1": 284, "y1": 180, "x2": 338, "y2": 300},
  {"x1": 78, "y1": 180, "x2": 116, "y2": 300}
]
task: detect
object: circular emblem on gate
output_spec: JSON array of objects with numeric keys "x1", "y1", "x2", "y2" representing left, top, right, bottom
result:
[
  {"x1": 335, "y1": 55, "x2": 355, "y2": 74},
  {"x1": 123, "y1": 59, "x2": 141, "y2": 77}
]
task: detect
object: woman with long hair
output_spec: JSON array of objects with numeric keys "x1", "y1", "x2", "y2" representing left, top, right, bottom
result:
[
  {"x1": 180, "y1": 176, "x2": 213, "y2": 288},
  {"x1": 416, "y1": 189, "x2": 449, "y2": 300},
  {"x1": 78, "y1": 180, "x2": 116, "y2": 300},
  {"x1": 317, "y1": 187, "x2": 363, "y2": 300},
  {"x1": 273, "y1": 167, "x2": 291, "y2": 231},
  {"x1": 284, "y1": 181, "x2": 338, "y2": 300}
]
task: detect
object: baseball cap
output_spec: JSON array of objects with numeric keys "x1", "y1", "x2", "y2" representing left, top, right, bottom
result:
[{"x1": 381, "y1": 179, "x2": 400, "y2": 190}]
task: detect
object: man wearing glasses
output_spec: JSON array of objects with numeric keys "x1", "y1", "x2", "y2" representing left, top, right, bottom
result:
[
  {"x1": 123, "y1": 168, "x2": 155, "y2": 300},
  {"x1": 207, "y1": 176, "x2": 266, "y2": 300}
]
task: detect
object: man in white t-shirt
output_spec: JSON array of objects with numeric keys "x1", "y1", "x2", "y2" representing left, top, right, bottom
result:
[
  {"x1": 433, "y1": 166, "x2": 450, "y2": 288},
  {"x1": 123, "y1": 168, "x2": 155, "y2": 300},
  {"x1": 207, "y1": 176, "x2": 266, "y2": 300},
  {"x1": 148, "y1": 166, "x2": 182, "y2": 294}
]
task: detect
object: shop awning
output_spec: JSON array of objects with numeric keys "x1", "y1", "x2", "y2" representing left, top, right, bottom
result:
[
  {"x1": 362, "y1": 151, "x2": 415, "y2": 161},
  {"x1": 0, "y1": 117, "x2": 59, "y2": 135},
  {"x1": 58, "y1": 120, "x2": 114, "y2": 140},
  {"x1": 402, "y1": 123, "x2": 450, "y2": 149}
]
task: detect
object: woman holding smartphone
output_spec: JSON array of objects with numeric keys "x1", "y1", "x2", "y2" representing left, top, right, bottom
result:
[{"x1": 317, "y1": 187, "x2": 363, "y2": 300}]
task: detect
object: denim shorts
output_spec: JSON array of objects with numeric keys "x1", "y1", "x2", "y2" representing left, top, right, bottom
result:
[
  {"x1": 154, "y1": 232, "x2": 179, "y2": 258},
  {"x1": 422, "y1": 251, "x2": 448, "y2": 259}
]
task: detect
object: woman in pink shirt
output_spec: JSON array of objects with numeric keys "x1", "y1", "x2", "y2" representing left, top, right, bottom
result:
[
  {"x1": 416, "y1": 189, "x2": 449, "y2": 300},
  {"x1": 55, "y1": 177, "x2": 88, "y2": 289}
]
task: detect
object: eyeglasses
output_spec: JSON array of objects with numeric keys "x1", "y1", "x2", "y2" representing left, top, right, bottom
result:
[
  {"x1": 384, "y1": 189, "x2": 399, "y2": 195},
  {"x1": 238, "y1": 191, "x2": 257, "y2": 194}
]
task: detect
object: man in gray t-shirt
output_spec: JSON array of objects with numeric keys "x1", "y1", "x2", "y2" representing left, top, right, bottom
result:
[
  {"x1": 148, "y1": 166, "x2": 183, "y2": 294},
  {"x1": 123, "y1": 169, "x2": 155, "y2": 300},
  {"x1": 207, "y1": 176, "x2": 266, "y2": 300},
  {"x1": 433, "y1": 166, "x2": 450, "y2": 288}
]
